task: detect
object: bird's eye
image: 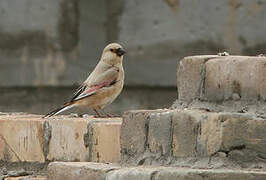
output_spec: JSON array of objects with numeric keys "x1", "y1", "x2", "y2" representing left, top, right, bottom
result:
[{"x1": 110, "y1": 49, "x2": 114, "y2": 52}]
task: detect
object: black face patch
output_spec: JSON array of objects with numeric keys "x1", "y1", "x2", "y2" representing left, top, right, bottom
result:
[{"x1": 116, "y1": 48, "x2": 126, "y2": 56}]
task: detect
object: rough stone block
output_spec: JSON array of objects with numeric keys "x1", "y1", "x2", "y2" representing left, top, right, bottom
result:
[
  {"x1": 0, "y1": 115, "x2": 45, "y2": 162},
  {"x1": 178, "y1": 56, "x2": 266, "y2": 102},
  {"x1": 205, "y1": 56, "x2": 265, "y2": 101},
  {"x1": 121, "y1": 110, "x2": 168, "y2": 162},
  {"x1": 171, "y1": 110, "x2": 202, "y2": 157},
  {"x1": 46, "y1": 118, "x2": 90, "y2": 161},
  {"x1": 257, "y1": 58, "x2": 266, "y2": 100},
  {"x1": 196, "y1": 112, "x2": 266, "y2": 160},
  {"x1": 219, "y1": 114, "x2": 266, "y2": 160},
  {"x1": 197, "y1": 113, "x2": 223, "y2": 156},
  {"x1": 90, "y1": 120, "x2": 121, "y2": 163},
  {"x1": 177, "y1": 55, "x2": 218, "y2": 102},
  {"x1": 148, "y1": 111, "x2": 173, "y2": 155},
  {"x1": 121, "y1": 111, "x2": 149, "y2": 157},
  {"x1": 47, "y1": 162, "x2": 119, "y2": 180}
]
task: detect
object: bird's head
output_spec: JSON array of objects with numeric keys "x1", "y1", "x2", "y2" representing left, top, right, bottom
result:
[{"x1": 101, "y1": 43, "x2": 126, "y2": 65}]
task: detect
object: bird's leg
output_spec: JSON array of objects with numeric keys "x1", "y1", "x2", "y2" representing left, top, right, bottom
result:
[
  {"x1": 94, "y1": 108, "x2": 118, "y2": 118},
  {"x1": 101, "y1": 109, "x2": 119, "y2": 118},
  {"x1": 93, "y1": 109, "x2": 103, "y2": 118},
  {"x1": 102, "y1": 110, "x2": 112, "y2": 117}
]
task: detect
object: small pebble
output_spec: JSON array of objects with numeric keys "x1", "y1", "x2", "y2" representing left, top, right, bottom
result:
[
  {"x1": 82, "y1": 114, "x2": 90, "y2": 118},
  {"x1": 232, "y1": 93, "x2": 240, "y2": 100}
]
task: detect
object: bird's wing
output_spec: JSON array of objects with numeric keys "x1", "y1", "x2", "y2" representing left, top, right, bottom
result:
[
  {"x1": 85, "y1": 65, "x2": 119, "y2": 86},
  {"x1": 70, "y1": 67, "x2": 119, "y2": 102}
]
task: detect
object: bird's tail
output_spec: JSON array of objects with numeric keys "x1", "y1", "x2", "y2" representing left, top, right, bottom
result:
[{"x1": 43, "y1": 102, "x2": 76, "y2": 118}]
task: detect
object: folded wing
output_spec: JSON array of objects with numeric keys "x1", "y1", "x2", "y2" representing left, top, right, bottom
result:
[{"x1": 70, "y1": 66, "x2": 119, "y2": 102}]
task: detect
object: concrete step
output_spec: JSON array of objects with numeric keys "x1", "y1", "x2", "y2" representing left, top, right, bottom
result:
[
  {"x1": 0, "y1": 113, "x2": 121, "y2": 164},
  {"x1": 121, "y1": 109, "x2": 266, "y2": 169},
  {"x1": 47, "y1": 162, "x2": 266, "y2": 180}
]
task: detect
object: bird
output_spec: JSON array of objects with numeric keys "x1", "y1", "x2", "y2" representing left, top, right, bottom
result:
[{"x1": 43, "y1": 43, "x2": 126, "y2": 118}]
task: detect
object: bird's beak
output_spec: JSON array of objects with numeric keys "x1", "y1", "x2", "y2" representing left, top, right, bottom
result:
[{"x1": 116, "y1": 48, "x2": 126, "y2": 56}]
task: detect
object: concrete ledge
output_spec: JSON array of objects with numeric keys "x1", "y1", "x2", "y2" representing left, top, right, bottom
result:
[
  {"x1": 121, "y1": 109, "x2": 266, "y2": 168},
  {"x1": 108, "y1": 168, "x2": 266, "y2": 180},
  {"x1": 0, "y1": 113, "x2": 121, "y2": 163},
  {"x1": 47, "y1": 162, "x2": 266, "y2": 180},
  {"x1": 48, "y1": 162, "x2": 119, "y2": 180}
]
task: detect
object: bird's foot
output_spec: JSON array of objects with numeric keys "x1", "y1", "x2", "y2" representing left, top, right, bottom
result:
[
  {"x1": 102, "y1": 111, "x2": 120, "y2": 118},
  {"x1": 93, "y1": 114, "x2": 104, "y2": 118},
  {"x1": 93, "y1": 109, "x2": 119, "y2": 118},
  {"x1": 107, "y1": 114, "x2": 120, "y2": 118},
  {"x1": 93, "y1": 114, "x2": 113, "y2": 118},
  {"x1": 93, "y1": 114, "x2": 120, "y2": 118},
  {"x1": 218, "y1": 52, "x2": 230, "y2": 56}
]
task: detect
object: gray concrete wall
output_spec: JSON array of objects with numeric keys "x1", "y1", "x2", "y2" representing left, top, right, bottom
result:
[
  {"x1": 0, "y1": 0, "x2": 79, "y2": 86},
  {"x1": 0, "y1": 0, "x2": 266, "y2": 114},
  {"x1": 1, "y1": 0, "x2": 266, "y2": 87},
  {"x1": 119, "y1": 0, "x2": 266, "y2": 86}
]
